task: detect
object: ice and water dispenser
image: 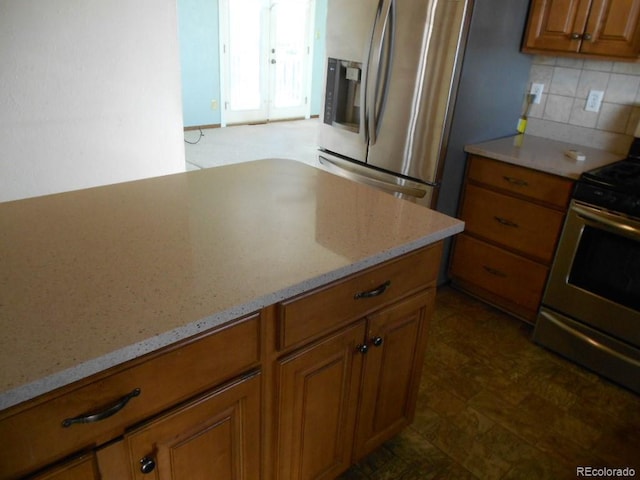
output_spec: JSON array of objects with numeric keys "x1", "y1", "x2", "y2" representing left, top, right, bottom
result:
[{"x1": 323, "y1": 58, "x2": 362, "y2": 133}]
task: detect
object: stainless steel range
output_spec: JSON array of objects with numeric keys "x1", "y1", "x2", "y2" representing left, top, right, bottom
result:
[{"x1": 534, "y1": 144, "x2": 640, "y2": 394}]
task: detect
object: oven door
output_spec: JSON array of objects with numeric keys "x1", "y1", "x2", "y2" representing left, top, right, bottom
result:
[{"x1": 542, "y1": 200, "x2": 640, "y2": 348}]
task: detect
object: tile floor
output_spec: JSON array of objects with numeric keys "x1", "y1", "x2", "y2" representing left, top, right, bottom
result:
[
  {"x1": 339, "y1": 287, "x2": 640, "y2": 479},
  {"x1": 183, "y1": 119, "x2": 321, "y2": 171}
]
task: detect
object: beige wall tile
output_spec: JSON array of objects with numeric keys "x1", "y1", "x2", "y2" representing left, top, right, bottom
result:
[
  {"x1": 576, "y1": 70, "x2": 610, "y2": 99},
  {"x1": 605, "y1": 74, "x2": 640, "y2": 104},
  {"x1": 525, "y1": 57, "x2": 640, "y2": 152},
  {"x1": 550, "y1": 67, "x2": 581, "y2": 96},
  {"x1": 543, "y1": 95, "x2": 573, "y2": 123},
  {"x1": 597, "y1": 103, "x2": 632, "y2": 134}
]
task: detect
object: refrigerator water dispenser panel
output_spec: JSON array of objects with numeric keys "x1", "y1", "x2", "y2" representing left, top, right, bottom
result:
[{"x1": 323, "y1": 57, "x2": 362, "y2": 133}]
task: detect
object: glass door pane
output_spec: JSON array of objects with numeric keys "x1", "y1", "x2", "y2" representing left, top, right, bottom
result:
[
  {"x1": 569, "y1": 226, "x2": 640, "y2": 311},
  {"x1": 229, "y1": 0, "x2": 263, "y2": 111},
  {"x1": 222, "y1": 0, "x2": 269, "y2": 125},
  {"x1": 269, "y1": 0, "x2": 313, "y2": 120},
  {"x1": 220, "y1": 0, "x2": 313, "y2": 125}
]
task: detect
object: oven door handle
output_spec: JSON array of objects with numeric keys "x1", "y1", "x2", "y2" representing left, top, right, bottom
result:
[{"x1": 573, "y1": 204, "x2": 640, "y2": 241}]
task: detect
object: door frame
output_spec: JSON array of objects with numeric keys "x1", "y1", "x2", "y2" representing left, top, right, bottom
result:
[{"x1": 219, "y1": 0, "x2": 315, "y2": 127}]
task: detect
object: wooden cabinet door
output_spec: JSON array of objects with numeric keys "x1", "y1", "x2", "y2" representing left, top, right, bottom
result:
[
  {"x1": 274, "y1": 322, "x2": 366, "y2": 480},
  {"x1": 524, "y1": 0, "x2": 640, "y2": 57},
  {"x1": 352, "y1": 289, "x2": 434, "y2": 461},
  {"x1": 31, "y1": 454, "x2": 99, "y2": 480},
  {"x1": 124, "y1": 372, "x2": 261, "y2": 480},
  {"x1": 524, "y1": 0, "x2": 592, "y2": 52},
  {"x1": 581, "y1": 0, "x2": 640, "y2": 56}
]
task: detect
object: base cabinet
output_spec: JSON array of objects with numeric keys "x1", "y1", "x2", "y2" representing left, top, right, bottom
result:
[
  {"x1": 30, "y1": 455, "x2": 99, "y2": 480},
  {"x1": 450, "y1": 155, "x2": 572, "y2": 322},
  {"x1": 274, "y1": 322, "x2": 366, "y2": 480},
  {"x1": 124, "y1": 372, "x2": 261, "y2": 480},
  {"x1": 353, "y1": 289, "x2": 433, "y2": 461},
  {"x1": 273, "y1": 288, "x2": 435, "y2": 480}
]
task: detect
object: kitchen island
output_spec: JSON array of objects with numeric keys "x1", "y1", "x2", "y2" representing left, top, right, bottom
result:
[{"x1": 0, "y1": 159, "x2": 463, "y2": 479}]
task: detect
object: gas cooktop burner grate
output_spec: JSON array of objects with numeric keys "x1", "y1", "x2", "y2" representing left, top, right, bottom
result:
[
  {"x1": 581, "y1": 158, "x2": 640, "y2": 193},
  {"x1": 575, "y1": 157, "x2": 640, "y2": 219}
]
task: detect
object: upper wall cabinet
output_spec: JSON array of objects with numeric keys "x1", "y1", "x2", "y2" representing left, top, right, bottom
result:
[{"x1": 522, "y1": 0, "x2": 640, "y2": 60}]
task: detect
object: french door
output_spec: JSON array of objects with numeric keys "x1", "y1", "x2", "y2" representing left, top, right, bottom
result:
[{"x1": 219, "y1": 0, "x2": 315, "y2": 125}]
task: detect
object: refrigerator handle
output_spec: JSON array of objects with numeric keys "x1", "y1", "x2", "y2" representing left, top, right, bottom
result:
[
  {"x1": 365, "y1": 0, "x2": 395, "y2": 146},
  {"x1": 319, "y1": 153, "x2": 431, "y2": 199}
]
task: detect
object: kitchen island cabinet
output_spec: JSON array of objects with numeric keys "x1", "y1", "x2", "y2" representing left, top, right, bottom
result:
[
  {"x1": 523, "y1": 0, "x2": 640, "y2": 59},
  {"x1": 30, "y1": 455, "x2": 99, "y2": 480},
  {"x1": 272, "y1": 247, "x2": 439, "y2": 480},
  {"x1": 0, "y1": 159, "x2": 463, "y2": 479}
]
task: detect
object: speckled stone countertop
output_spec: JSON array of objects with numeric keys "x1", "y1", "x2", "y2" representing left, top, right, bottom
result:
[
  {"x1": 0, "y1": 159, "x2": 463, "y2": 410},
  {"x1": 465, "y1": 134, "x2": 624, "y2": 179}
]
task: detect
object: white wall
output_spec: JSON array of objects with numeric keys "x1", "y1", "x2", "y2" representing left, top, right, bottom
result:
[{"x1": 0, "y1": 0, "x2": 185, "y2": 202}]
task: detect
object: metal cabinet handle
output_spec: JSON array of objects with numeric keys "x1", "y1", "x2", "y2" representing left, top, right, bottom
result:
[
  {"x1": 570, "y1": 32, "x2": 582, "y2": 40},
  {"x1": 483, "y1": 265, "x2": 507, "y2": 278},
  {"x1": 494, "y1": 216, "x2": 519, "y2": 228},
  {"x1": 502, "y1": 176, "x2": 528, "y2": 187},
  {"x1": 61, "y1": 388, "x2": 141, "y2": 427},
  {"x1": 140, "y1": 456, "x2": 156, "y2": 474},
  {"x1": 583, "y1": 33, "x2": 592, "y2": 41},
  {"x1": 371, "y1": 336, "x2": 384, "y2": 347},
  {"x1": 354, "y1": 280, "x2": 391, "y2": 299},
  {"x1": 357, "y1": 344, "x2": 369, "y2": 354}
]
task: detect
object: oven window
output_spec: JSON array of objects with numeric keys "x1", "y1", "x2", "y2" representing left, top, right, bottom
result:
[{"x1": 569, "y1": 226, "x2": 640, "y2": 311}]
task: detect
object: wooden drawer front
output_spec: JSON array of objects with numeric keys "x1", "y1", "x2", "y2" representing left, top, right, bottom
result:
[
  {"x1": 467, "y1": 155, "x2": 573, "y2": 208},
  {"x1": 461, "y1": 184, "x2": 565, "y2": 263},
  {"x1": 0, "y1": 314, "x2": 260, "y2": 480},
  {"x1": 450, "y1": 234, "x2": 548, "y2": 314},
  {"x1": 277, "y1": 243, "x2": 442, "y2": 351}
]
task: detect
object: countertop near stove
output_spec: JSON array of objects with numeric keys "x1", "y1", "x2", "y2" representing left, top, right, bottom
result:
[
  {"x1": 0, "y1": 158, "x2": 463, "y2": 410},
  {"x1": 465, "y1": 134, "x2": 624, "y2": 179}
]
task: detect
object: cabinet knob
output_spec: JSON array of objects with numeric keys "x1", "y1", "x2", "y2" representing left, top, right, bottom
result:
[
  {"x1": 371, "y1": 336, "x2": 384, "y2": 347},
  {"x1": 570, "y1": 32, "x2": 582, "y2": 40},
  {"x1": 357, "y1": 344, "x2": 369, "y2": 354},
  {"x1": 583, "y1": 33, "x2": 592, "y2": 41},
  {"x1": 140, "y1": 457, "x2": 156, "y2": 474}
]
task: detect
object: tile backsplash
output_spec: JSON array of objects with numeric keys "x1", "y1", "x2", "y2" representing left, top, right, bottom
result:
[{"x1": 525, "y1": 55, "x2": 640, "y2": 154}]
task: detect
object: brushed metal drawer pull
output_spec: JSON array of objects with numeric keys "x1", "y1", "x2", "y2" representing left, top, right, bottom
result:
[
  {"x1": 354, "y1": 280, "x2": 391, "y2": 299},
  {"x1": 502, "y1": 176, "x2": 528, "y2": 187},
  {"x1": 483, "y1": 266, "x2": 507, "y2": 278},
  {"x1": 62, "y1": 388, "x2": 141, "y2": 427},
  {"x1": 494, "y1": 216, "x2": 519, "y2": 228}
]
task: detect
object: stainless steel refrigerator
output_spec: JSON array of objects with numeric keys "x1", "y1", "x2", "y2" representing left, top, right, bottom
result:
[{"x1": 318, "y1": 0, "x2": 472, "y2": 207}]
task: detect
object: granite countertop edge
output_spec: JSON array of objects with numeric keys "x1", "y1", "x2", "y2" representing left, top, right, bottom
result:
[{"x1": 0, "y1": 221, "x2": 463, "y2": 411}]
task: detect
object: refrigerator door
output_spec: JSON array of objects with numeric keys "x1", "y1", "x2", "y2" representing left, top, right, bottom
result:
[
  {"x1": 319, "y1": 0, "x2": 378, "y2": 162},
  {"x1": 367, "y1": 0, "x2": 469, "y2": 184}
]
